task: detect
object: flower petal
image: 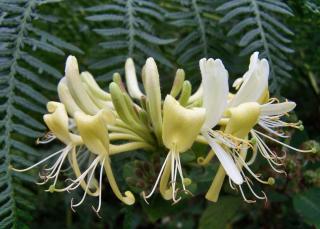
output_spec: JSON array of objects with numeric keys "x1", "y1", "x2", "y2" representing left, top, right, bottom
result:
[
  {"x1": 204, "y1": 133, "x2": 243, "y2": 185},
  {"x1": 232, "y1": 52, "x2": 260, "y2": 90},
  {"x1": 188, "y1": 83, "x2": 203, "y2": 103},
  {"x1": 229, "y1": 56, "x2": 269, "y2": 107},
  {"x1": 225, "y1": 102, "x2": 261, "y2": 138},
  {"x1": 260, "y1": 102, "x2": 296, "y2": 116},
  {"x1": 65, "y1": 56, "x2": 99, "y2": 115},
  {"x1": 74, "y1": 110, "x2": 114, "y2": 156},
  {"x1": 144, "y1": 57, "x2": 163, "y2": 143},
  {"x1": 44, "y1": 102, "x2": 81, "y2": 145},
  {"x1": 125, "y1": 58, "x2": 144, "y2": 100},
  {"x1": 200, "y1": 58, "x2": 229, "y2": 129},
  {"x1": 162, "y1": 95, "x2": 205, "y2": 152}
]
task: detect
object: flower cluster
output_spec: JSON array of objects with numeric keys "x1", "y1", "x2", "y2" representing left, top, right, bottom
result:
[{"x1": 13, "y1": 53, "x2": 312, "y2": 213}]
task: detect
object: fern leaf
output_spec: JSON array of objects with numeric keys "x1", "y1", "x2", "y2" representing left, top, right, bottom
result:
[
  {"x1": 86, "y1": 0, "x2": 174, "y2": 81},
  {"x1": 167, "y1": 0, "x2": 231, "y2": 77},
  {"x1": 0, "y1": 0, "x2": 82, "y2": 227},
  {"x1": 218, "y1": 0, "x2": 294, "y2": 91}
]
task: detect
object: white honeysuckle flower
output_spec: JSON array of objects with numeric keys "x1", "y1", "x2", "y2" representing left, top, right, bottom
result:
[
  {"x1": 232, "y1": 52, "x2": 259, "y2": 90},
  {"x1": 223, "y1": 53, "x2": 312, "y2": 202},
  {"x1": 199, "y1": 58, "x2": 244, "y2": 185},
  {"x1": 229, "y1": 52, "x2": 269, "y2": 108},
  {"x1": 200, "y1": 58, "x2": 228, "y2": 129},
  {"x1": 125, "y1": 58, "x2": 144, "y2": 100}
]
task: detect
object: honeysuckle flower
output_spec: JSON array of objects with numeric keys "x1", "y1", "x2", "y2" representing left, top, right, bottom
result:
[
  {"x1": 55, "y1": 109, "x2": 135, "y2": 213},
  {"x1": 232, "y1": 52, "x2": 260, "y2": 90},
  {"x1": 229, "y1": 52, "x2": 269, "y2": 108},
  {"x1": 12, "y1": 52, "x2": 312, "y2": 211},
  {"x1": 206, "y1": 52, "x2": 312, "y2": 202},
  {"x1": 12, "y1": 102, "x2": 83, "y2": 191},
  {"x1": 199, "y1": 58, "x2": 245, "y2": 186},
  {"x1": 143, "y1": 95, "x2": 205, "y2": 203},
  {"x1": 230, "y1": 52, "x2": 311, "y2": 168}
]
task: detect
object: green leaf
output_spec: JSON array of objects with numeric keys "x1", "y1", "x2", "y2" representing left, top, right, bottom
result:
[
  {"x1": 140, "y1": 197, "x2": 186, "y2": 223},
  {"x1": 293, "y1": 188, "x2": 320, "y2": 227},
  {"x1": 136, "y1": 31, "x2": 176, "y2": 45},
  {"x1": 86, "y1": 14, "x2": 124, "y2": 22},
  {"x1": 199, "y1": 196, "x2": 242, "y2": 229}
]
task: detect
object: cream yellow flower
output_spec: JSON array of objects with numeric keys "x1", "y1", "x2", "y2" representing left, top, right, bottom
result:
[{"x1": 143, "y1": 95, "x2": 205, "y2": 203}]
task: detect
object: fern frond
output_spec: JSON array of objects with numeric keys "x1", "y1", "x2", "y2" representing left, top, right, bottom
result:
[
  {"x1": 86, "y1": 0, "x2": 175, "y2": 81},
  {"x1": 217, "y1": 0, "x2": 294, "y2": 91},
  {"x1": 0, "y1": 0, "x2": 82, "y2": 227},
  {"x1": 167, "y1": 0, "x2": 231, "y2": 81}
]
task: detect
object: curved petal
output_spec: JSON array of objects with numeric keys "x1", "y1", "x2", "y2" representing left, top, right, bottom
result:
[
  {"x1": 144, "y1": 57, "x2": 162, "y2": 143},
  {"x1": 225, "y1": 102, "x2": 261, "y2": 138},
  {"x1": 125, "y1": 58, "x2": 144, "y2": 100},
  {"x1": 44, "y1": 102, "x2": 81, "y2": 145},
  {"x1": 200, "y1": 58, "x2": 229, "y2": 129},
  {"x1": 260, "y1": 102, "x2": 296, "y2": 116},
  {"x1": 188, "y1": 83, "x2": 203, "y2": 103},
  {"x1": 229, "y1": 58, "x2": 269, "y2": 107},
  {"x1": 58, "y1": 77, "x2": 83, "y2": 117},
  {"x1": 65, "y1": 56, "x2": 99, "y2": 115},
  {"x1": 74, "y1": 109, "x2": 114, "y2": 156},
  {"x1": 232, "y1": 52, "x2": 259, "y2": 90},
  {"x1": 204, "y1": 133, "x2": 243, "y2": 185},
  {"x1": 162, "y1": 95, "x2": 205, "y2": 152}
]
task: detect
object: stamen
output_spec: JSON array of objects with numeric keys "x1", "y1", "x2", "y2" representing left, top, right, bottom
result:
[
  {"x1": 254, "y1": 130, "x2": 313, "y2": 153},
  {"x1": 259, "y1": 121, "x2": 289, "y2": 138},
  {"x1": 143, "y1": 152, "x2": 171, "y2": 202},
  {"x1": 239, "y1": 185, "x2": 256, "y2": 203},
  {"x1": 54, "y1": 156, "x2": 100, "y2": 192},
  {"x1": 233, "y1": 151, "x2": 269, "y2": 185},
  {"x1": 92, "y1": 157, "x2": 105, "y2": 217},
  {"x1": 12, "y1": 147, "x2": 67, "y2": 173},
  {"x1": 241, "y1": 170, "x2": 267, "y2": 201},
  {"x1": 228, "y1": 178, "x2": 236, "y2": 190},
  {"x1": 255, "y1": 137, "x2": 284, "y2": 165},
  {"x1": 209, "y1": 130, "x2": 251, "y2": 149},
  {"x1": 39, "y1": 146, "x2": 72, "y2": 184},
  {"x1": 71, "y1": 156, "x2": 99, "y2": 211},
  {"x1": 36, "y1": 132, "x2": 56, "y2": 144}
]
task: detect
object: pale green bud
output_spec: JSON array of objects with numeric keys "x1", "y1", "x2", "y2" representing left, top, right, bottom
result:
[
  {"x1": 170, "y1": 69, "x2": 185, "y2": 98},
  {"x1": 144, "y1": 58, "x2": 163, "y2": 143}
]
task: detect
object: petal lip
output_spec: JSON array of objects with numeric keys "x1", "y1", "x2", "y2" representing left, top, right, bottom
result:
[
  {"x1": 200, "y1": 58, "x2": 229, "y2": 130},
  {"x1": 204, "y1": 132, "x2": 244, "y2": 185},
  {"x1": 125, "y1": 58, "x2": 144, "y2": 99},
  {"x1": 260, "y1": 102, "x2": 296, "y2": 116},
  {"x1": 229, "y1": 57, "x2": 269, "y2": 107}
]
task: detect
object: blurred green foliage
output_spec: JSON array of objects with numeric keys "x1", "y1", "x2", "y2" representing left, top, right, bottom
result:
[{"x1": 0, "y1": 0, "x2": 319, "y2": 228}]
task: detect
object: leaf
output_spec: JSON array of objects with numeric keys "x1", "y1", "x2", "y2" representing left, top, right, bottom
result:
[
  {"x1": 86, "y1": 14, "x2": 124, "y2": 22},
  {"x1": 87, "y1": 0, "x2": 174, "y2": 74},
  {"x1": 0, "y1": 0, "x2": 81, "y2": 227},
  {"x1": 136, "y1": 31, "x2": 176, "y2": 45},
  {"x1": 199, "y1": 196, "x2": 242, "y2": 229},
  {"x1": 218, "y1": 0, "x2": 294, "y2": 91},
  {"x1": 293, "y1": 188, "x2": 320, "y2": 227},
  {"x1": 140, "y1": 197, "x2": 186, "y2": 223}
]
